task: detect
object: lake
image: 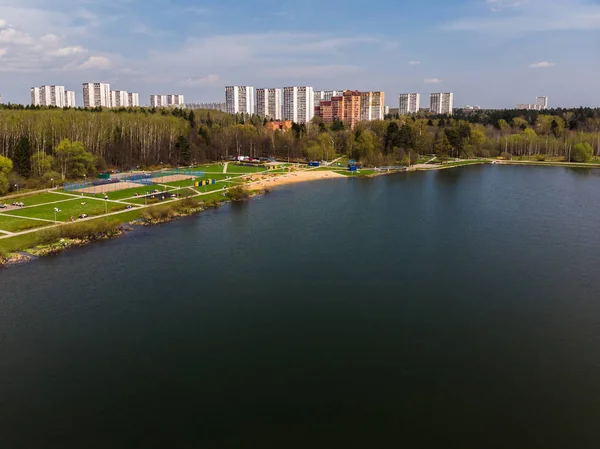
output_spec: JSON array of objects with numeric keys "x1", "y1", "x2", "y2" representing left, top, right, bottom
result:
[{"x1": 1, "y1": 164, "x2": 600, "y2": 448}]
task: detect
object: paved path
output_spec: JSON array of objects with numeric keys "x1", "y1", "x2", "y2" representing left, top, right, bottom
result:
[{"x1": 223, "y1": 162, "x2": 229, "y2": 174}]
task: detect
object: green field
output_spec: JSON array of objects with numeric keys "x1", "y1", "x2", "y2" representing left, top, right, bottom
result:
[
  {"x1": 0, "y1": 215, "x2": 49, "y2": 233},
  {"x1": 225, "y1": 164, "x2": 266, "y2": 174},
  {"x1": 0, "y1": 192, "x2": 70, "y2": 207},
  {"x1": 3, "y1": 198, "x2": 132, "y2": 222}
]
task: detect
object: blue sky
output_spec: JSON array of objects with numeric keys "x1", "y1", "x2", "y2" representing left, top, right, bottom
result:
[{"x1": 0, "y1": 0, "x2": 599, "y2": 108}]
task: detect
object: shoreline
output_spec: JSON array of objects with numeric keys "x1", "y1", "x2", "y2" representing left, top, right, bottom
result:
[{"x1": 3, "y1": 159, "x2": 600, "y2": 267}]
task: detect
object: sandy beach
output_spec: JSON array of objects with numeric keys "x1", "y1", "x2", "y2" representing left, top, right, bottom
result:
[{"x1": 247, "y1": 170, "x2": 345, "y2": 191}]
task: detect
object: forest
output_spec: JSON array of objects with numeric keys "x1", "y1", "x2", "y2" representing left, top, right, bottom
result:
[{"x1": 0, "y1": 104, "x2": 599, "y2": 195}]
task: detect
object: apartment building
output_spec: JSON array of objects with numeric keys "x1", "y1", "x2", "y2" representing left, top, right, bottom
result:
[
  {"x1": 536, "y1": 96, "x2": 548, "y2": 110},
  {"x1": 31, "y1": 85, "x2": 66, "y2": 107},
  {"x1": 342, "y1": 90, "x2": 362, "y2": 129},
  {"x1": 82, "y1": 82, "x2": 111, "y2": 108},
  {"x1": 186, "y1": 102, "x2": 226, "y2": 111},
  {"x1": 360, "y1": 91, "x2": 385, "y2": 121},
  {"x1": 314, "y1": 101, "x2": 333, "y2": 123},
  {"x1": 399, "y1": 93, "x2": 421, "y2": 115},
  {"x1": 225, "y1": 86, "x2": 255, "y2": 115},
  {"x1": 167, "y1": 94, "x2": 185, "y2": 106},
  {"x1": 256, "y1": 88, "x2": 282, "y2": 120},
  {"x1": 430, "y1": 92, "x2": 454, "y2": 115},
  {"x1": 283, "y1": 86, "x2": 314, "y2": 124},
  {"x1": 65, "y1": 91, "x2": 76, "y2": 108},
  {"x1": 111, "y1": 90, "x2": 129, "y2": 108},
  {"x1": 314, "y1": 90, "x2": 344, "y2": 107},
  {"x1": 150, "y1": 95, "x2": 167, "y2": 108},
  {"x1": 128, "y1": 93, "x2": 140, "y2": 107}
]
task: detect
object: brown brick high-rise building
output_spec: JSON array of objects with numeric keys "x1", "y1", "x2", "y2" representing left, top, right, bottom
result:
[
  {"x1": 315, "y1": 90, "x2": 380, "y2": 129},
  {"x1": 342, "y1": 90, "x2": 362, "y2": 129}
]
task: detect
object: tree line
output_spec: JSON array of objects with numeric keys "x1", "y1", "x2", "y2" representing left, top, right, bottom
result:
[{"x1": 1, "y1": 105, "x2": 600, "y2": 195}]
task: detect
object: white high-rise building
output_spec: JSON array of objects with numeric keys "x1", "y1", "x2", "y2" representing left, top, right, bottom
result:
[
  {"x1": 314, "y1": 90, "x2": 344, "y2": 106},
  {"x1": 65, "y1": 91, "x2": 76, "y2": 108},
  {"x1": 167, "y1": 94, "x2": 185, "y2": 106},
  {"x1": 128, "y1": 93, "x2": 140, "y2": 107},
  {"x1": 283, "y1": 86, "x2": 314, "y2": 124},
  {"x1": 31, "y1": 87, "x2": 41, "y2": 106},
  {"x1": 256, "y1": 88, "x2": 282, "y2": 120},
  {"x1": 111, "y1": 90, "x2": 129, "y2": 108},
  {"x1": 150, "y1": 95, "x2": 167, "y2": 108},
  {"x1": 430, "y1": 92, "x2": 454, "y2": 115},
  {"x1": 399, "y1": 93, "x2": 421, "y2": 115},
  {"x1": 31, "y1": 85, "x2": 66, "y2": 107},
  {"x1": 225, "y1": 86, "x2": 255, "y2": 115},
  {"x1": 82, "y1": 82, "x2": 111, "y2": 108},
  {"x1": 536, "y1": 96, "x2": 548, "y2": 110}
]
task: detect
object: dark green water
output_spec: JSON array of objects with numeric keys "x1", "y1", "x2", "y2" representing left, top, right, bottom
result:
[{"x1": 1, "y1": 165, "x2": 600, "y2": 448}]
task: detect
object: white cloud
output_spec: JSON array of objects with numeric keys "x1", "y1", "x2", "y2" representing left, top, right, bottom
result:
[
  {"x1": 445, "y1": 0, "x2": 600, "y2": 33},
  {"x1": 424, "y1": 78, "x2": 442, "y2": 84},
  {"x1": 529, "y1": 61, "x2": 555, "y2": 68},
  {"x1": 408, "y1": 60, "x2": 421, "y2": 65},
  {"x1": 487, "y1": 0, "x2": 529, "y2": 12},
  {"x1": 49, "y1": 45, "x2": 87, "y2": 56},
  {"x1": 180, "y1": 74, "x2": 222, "y2": 86},
  {"x1": 78, "y1": 55, "x2": 111, "y2": 70}
]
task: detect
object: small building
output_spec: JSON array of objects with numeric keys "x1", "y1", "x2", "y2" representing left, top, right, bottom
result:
[{"x1": 265, "y1": 120, "x2": 293, "y2": 132}]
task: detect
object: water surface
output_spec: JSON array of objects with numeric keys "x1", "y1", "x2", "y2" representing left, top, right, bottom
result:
[{"x1": 1, "y1": 165, "x2": 600, "y2": 448}]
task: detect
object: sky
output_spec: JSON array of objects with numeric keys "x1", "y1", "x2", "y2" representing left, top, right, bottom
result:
[{"x1": 0, "y1": 0, "x2": 599, "y2": 108}]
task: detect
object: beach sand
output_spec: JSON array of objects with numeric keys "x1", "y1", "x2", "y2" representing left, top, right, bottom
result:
[{"x1": 247, "y1": 170, "x2": 345, "y2": 191}]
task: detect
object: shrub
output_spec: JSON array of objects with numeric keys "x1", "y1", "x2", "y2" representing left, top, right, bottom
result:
[
  {"x1": 571, "y1": 142, "x2": 593, "y2": 163},
  {"x1": 536, "y1": 154, "x2": 546, "y2": 161},
  {"x1": 226, "y1": 186, "x2": 250, "y2": 201}
]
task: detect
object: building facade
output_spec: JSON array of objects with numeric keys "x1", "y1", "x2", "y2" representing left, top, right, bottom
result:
[
  {"x1": 256, "y1": 88, "x2": 282, "y2": 120},
  {"x1": 314, "y1": 100, "x2": 334, "y2": 123},
  {"x1": 186, "y1": 102, "x2": 226, "y2": 111},
  {"x1": 360, "y1": 91, "x2": 385, "y2": 121},
  {"x1": 128, "y1": 93, "x2": 140, "y2": 107},
  {"x1": 167, "y1": 94, "x2": 185, "y2": 106},
  {"x1": 225, "y1": 86, "x2": 255, "y2": 115},
  {"x1": 536, "y1": 96, "x2": 548, "y2": 110},
  {"x1": 82, "y1": 83, "x2": 111, "y2": 108},
  {"x1": 430, "y1": 92, "x2": 454, "y2": 115},
  {"x1": 111, "y1": 90, "x2": 129, "y2": 108},
  {"x1": 342, "y1": 90, "x2": 362, "y2": 129},
  {"x1": 399, "y1": 93, "x2": 421, "y2": 115},
  {"x1": 150, "y1": 95, "x2": 167, "y2": 108},
  {"x1": 283, "y1": 86, "x2": 314, "y2": 124},
  {"x1": 314, "y1": 90, "x2": 344, "y2": 107},
  {"x1": 65, "y1": 91, "x2": 76, "y2": 108},
  {"x1": 31, "y1": 85, "x2": 66, "y2": 107}
]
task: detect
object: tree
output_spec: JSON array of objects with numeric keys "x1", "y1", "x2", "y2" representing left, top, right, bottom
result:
[
  {"x1": 0, "y1": 155, "x2": 13, "y2": 175},
  {"x1": 0, "y1": 173, "x2": 8, "y2": 196},
  {"x1": 434, "y1": 131, "x2": 451, "y2": 163},
  {"x1": 31, "y1": 152, "x2": 54, "y2": 177},
  {"x1": 13, "y1": 136, "x2": 31, "y2": 177},
  {"x1": 175, "y1": 135, "x2": 191, "y2": 165},
  {"x1": 53, "y1": 139, "x2": 95, "y2": 180},
  {"x1": 571, "y1": 142, "x2": 593, "y2": 162}
]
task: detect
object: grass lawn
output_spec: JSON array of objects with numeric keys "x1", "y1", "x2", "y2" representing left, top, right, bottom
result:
[
  {"x1": 4, "y1": 198, "x2": 132, "y2": 222},
  {"x1": 0, "y1": 192, "x2": 69, "y2": 207},
  {"x1": 225, "y1": 164, "x2": 266, "y2": 174},
  {"x1": 0, "y1": 215, "x2": 49, "y2": 233}
]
